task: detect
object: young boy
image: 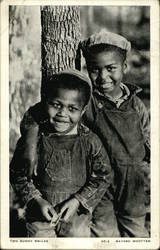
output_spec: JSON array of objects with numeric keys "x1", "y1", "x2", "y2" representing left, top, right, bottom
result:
[
  {"x1": 10, "y1": 69, "x2": 114, "y2": 237},
  {"x1": 80, "y1": 31, "x2": 150, "y2": 237}
]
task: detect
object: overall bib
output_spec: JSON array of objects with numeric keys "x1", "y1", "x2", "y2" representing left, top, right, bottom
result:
[
  {"x1": 91, "y1": 96, "x2": 149, "y2": 237},
  {"x1": 33, "y1": 133, "x2": 91, "y2": 237}
]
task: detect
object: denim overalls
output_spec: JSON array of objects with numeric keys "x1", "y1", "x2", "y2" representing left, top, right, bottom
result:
[
  {"x1": 36, "y1": 133, "x2": 88, "y2": 207},
  {"x1": 84, "y1": 89, "x2": 149, "y2": 237},
  {"x1": 10, "y1": 125, "x2": 113, "y2": 237}
]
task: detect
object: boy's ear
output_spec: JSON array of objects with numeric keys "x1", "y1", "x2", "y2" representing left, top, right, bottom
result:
[{"x1": 123, "y1": 61, "x2": 128, "y2": 74}]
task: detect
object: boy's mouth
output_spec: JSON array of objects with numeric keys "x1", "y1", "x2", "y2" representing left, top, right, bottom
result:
[
  {"x1": 50, "y1": 118, "x2": 70, "y2": 126},
  {"x1": 51, "y1": 120, "x2": 71, "y2": 132},
  {"x1": 54, "y1": 119, "x2": 69, "y2": 123},
  {"x1": 98, "y1": 82, "x2": 114, "y2": 91}
]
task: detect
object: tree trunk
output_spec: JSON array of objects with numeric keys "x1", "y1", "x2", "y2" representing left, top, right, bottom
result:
[{"x1": 40, "y1": 6, "x2": 81, "y2": 96}]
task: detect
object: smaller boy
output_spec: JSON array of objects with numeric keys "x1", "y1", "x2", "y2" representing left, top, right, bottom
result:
[{"x1": 10, "y1": 69, "x2": 114, "y2": 237}]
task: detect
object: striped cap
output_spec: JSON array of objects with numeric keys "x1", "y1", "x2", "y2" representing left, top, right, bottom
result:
[{"x1": 81, "y1": 30, "x2": 131, "y2": 56}]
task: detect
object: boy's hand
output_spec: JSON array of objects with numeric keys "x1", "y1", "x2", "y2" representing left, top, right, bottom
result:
[
  {"x1": 27, "y1": 197, "x2": 58, "y2": 222},
  {"x1": 23, "y1": 127, "x2": 39, "y2": 180},
  {"x1": 23, "y1": 146, "x2": 38, "y2": 180},
  {"x1": 59, "y1": 198, "x2": 80, "y2": 222}
]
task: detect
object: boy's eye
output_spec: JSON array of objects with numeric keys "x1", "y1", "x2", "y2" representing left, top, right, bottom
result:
[
  {"x1": 107, "y1": 66, "x2": 117, "y2": 72},
  {"x1": 91, "y1": 69, "x2": 98, "y2": 73},
  {"x1": 88, "y1": 66, "x2": 99, "y2": 73},
  {"x1": 91, "y1": 68, "x2": 99, "y2": 73},
  {"x1": 68, "y1": 106, "x2": 78, "y2": 112},
  {"x1": 48, "y1": 102, "x2": 61, "y2": 109},
  {"x1": 53, "y1": 103, "x2": 62, "y2": 109}
]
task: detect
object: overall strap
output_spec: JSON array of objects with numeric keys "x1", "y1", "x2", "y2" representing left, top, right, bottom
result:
[{"x1": 78, "y1": 125, "x2": 92, "y2": 175}]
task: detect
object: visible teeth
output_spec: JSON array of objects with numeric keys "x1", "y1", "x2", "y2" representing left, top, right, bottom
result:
[{"x1": 55, "y1": 121, "x2": 67, "y2": 123}]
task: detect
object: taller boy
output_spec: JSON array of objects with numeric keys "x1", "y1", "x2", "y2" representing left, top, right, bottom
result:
[{"x1": 81, "y1": 31, "x2": 150, "y2": 237}]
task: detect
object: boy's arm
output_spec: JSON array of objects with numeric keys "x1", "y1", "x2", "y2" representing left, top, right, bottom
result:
[
  {"x1": 10, "y1": 137, "x2": 58, "y2": 222},
  {"x1": 12, "y1": 103, "x2": 50, "y2": 204},
  {"x1": 20, "y1": 102, "x2": 45, "y2": 178},
  {"x1": 10, "y1": 136, "x2": 42, "y2": 205},
  {"x1": 134, "y1": 97, "x2": 150, "y2": 158},
  {"x1": 20, "y1": 102, "x2": 45, "y2": 134},
  {"x1": 74, "y1": 133, "x2": 113, "y2": 213},
  {"x1": 82, "y1": 96, "x2": 97, "y2": 129}
]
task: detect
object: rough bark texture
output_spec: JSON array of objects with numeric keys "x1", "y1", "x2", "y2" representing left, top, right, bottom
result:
[{"x1": 41, "y1": 6, "x2": 81, "y2": 97}]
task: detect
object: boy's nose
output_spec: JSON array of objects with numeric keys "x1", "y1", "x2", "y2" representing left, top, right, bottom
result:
[
  {"x1": 58, "y1": 107, "x2": 68, "y2": 116},
  {"x1": 99, "y1": 69, "x2": 110, "y2": 81}
]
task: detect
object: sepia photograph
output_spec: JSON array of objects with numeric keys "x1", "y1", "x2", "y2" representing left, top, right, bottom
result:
[{"x1": 0, "y1": 0, "x2": 159, "y2": 249}]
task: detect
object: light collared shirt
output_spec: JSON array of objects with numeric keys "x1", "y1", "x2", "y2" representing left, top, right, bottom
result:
[{"x1": 94, "y1": 82, "x2": 130, "y2": 108}]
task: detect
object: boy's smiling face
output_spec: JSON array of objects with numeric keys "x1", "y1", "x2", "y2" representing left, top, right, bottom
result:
[
  {"x1": 46, "y1": 88, "x2": 86, "y2": 134},
  {"x1": 86, "y1": 50, "x2": 127, "y2": 97}
]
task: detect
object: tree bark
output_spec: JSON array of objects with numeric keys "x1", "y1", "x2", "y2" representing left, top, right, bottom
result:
[{"x1": 40, "y1": 6, "x2": 81, "y2": 96}]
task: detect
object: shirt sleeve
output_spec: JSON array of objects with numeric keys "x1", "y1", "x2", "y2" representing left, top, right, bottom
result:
[
  {"x1": 134, "y1": 96, "x2": 150, "y2": 150},
  {"x1": 74, "y1": 133, "x2": 113, "y2": 213},
  {"x1": 19, "y1": 103, "x2": 44, "y2": 173},
  {"x1": 82, "y1": 96, "x2": 98, "y2": 130},
  {"x1": 10, "y1": 136, "x2": 42, "y2": 205},
  {"x1": 20, "y1": 102, "x2": 45, "y2": 135}
]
